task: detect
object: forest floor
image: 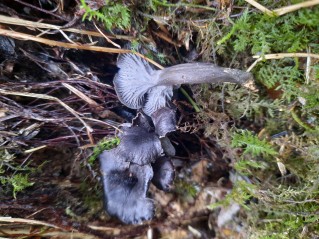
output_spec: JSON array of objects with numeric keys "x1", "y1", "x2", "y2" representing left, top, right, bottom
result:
[{"x1": 0, "y1": 0, "x2": 319, "y2": 238}]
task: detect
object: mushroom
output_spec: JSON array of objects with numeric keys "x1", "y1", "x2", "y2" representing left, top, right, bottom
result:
[
  {"x1": 116, "y1": 125, "x2": 163, "y2": 165},
  {"x1": 151, "y1": 107, "x2": 176, "y2": 138},
  {"x1": 99, "y1": 150, "x2": 155, "y2": 224},
  {"x1": 151, "y1": 156, "x2": 175, "y2": 192},
  {"x1": 114, "y1": 53, "x2": 253, "y2": 116}
]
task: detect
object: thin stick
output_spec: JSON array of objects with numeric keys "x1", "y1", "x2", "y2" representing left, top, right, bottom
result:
[
  {"x1": 93, "y1": 22, "x2": 121, "y2": 49},
  {"x1": 247, "y1": 58, "x2": 260, "y2": 72},
  {"x1": 0, "y1": 28, "x2": 161, "y2": 68},
  {"x1": 0, "y1": 89, "x2": 93, "y2": 133},
  {"x1": 274, "y1": 0, "x2": 319, "y2": 16},
  {"x1": 134, "y1": 52, "x2": 164, "y2": 69},
  {"x1": 305, "y1": 48, "x2": 311, "y2": 84},
  {"x1": 180, "y1": 87, "x2": 201, "y2": 113},
  {"x1": 0, "y1": 14, "x2": 133, "y2": 40},
  {"x1": 245, "y1": 0, "x2": 319, "y2": 16},
  {"x1": 0, "y1": 28, "x2": 130, "y2": 54},
  {"x1": 0, "y1": 217, "x2": 62, "y2": 229},
  {"x1": 57, "y1": 29, "x2": 79, "y2": 45},
  {"x1": 83, "y1": 117, "x2": 123, "y2": 132},
  {"x1": 253, "y1": 53, "x2": 319, "y2": 60},
  {"x1": 248, "y1": 53, "x2": 319, "y2": 72},
  {"x1": 244, "y1": 0, "x2": 274, "y2": 15},
  {"x1": 24, "y1": 145, "x2": 47, "y2": 154},
  {"x1": 62, "y1": 83, "x2": 99, "y2": 107}
]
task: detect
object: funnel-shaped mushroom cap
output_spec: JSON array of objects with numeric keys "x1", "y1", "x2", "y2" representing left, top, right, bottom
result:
[
  {"x1": 116, "y1": 126, "x2": 163, "y2": 165},
  {"x1": 114, "y1": 53, "x2": 160, "y2": 110},
  {"x1": 151, "y1": 107, "x2": 176, "y2": 137},
  {"x1": 99, "y1": 150, "x2": 154, "y2": 224},
  {"x1": 152, "y1": 156, "x2": 175, "y2": 192}
]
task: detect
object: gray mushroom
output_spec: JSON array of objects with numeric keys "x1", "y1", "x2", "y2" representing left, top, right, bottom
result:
[
  {"x1": 99, "y1": 150, "x2": 155, "y2": 224},
  {"x1": 152, "y1": 156, "x2": 175, "y2": 192},
  {"x1": 116, "y1": 125, "x2": 163, "y2": 165},
  {"x1": 151, "y1": 107, "x2": 176, "y2": 137},
  {"x1": 114, "y1": 53, "x2": 253, "y2": 116}
]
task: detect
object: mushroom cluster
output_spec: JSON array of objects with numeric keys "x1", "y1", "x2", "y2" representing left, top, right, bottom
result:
[
  {"x1": 99, "y1": 112, "x2": 175, "y2": 224},
  {"x1": 99, "y1": 53, "x2": 253, "y2": 224}
]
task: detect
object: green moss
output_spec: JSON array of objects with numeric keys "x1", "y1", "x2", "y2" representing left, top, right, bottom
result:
[
  {"x1": 0, "y1": 150, "x2": 34, "y2": 198},
  {"x1": 218, "y1": 6, "x2": 319, "y2": 55},
  {"x1": 80, "y1": 0, "x2": 130, "y2": 30},
  {"x1": 190, "y1": 2, "x2": 319, "y2": 237},
  {"x1": 174, "y1": 179, "x2": 198, "y2": 199},
  {"x1": 88, "y1": 137, "x2": 120, "y2": 164},
  {"x1": 231, "y1": 129, "x2": 278, "y2": 157}
]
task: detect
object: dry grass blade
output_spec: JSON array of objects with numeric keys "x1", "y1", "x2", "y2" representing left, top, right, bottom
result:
[
  {"x1": 0, "y1": 28, "x2": 130, "y2": 54},
  {"x1": 0, "y1": 28, "x2": 163, "y2": 69},
  {"x1": 244, "y1": 0, "x2": 274, "y2": 15},
  {"x1": 62, "y1": 83, "x2": 99, "y2": 107},
  {"x1": 93, "y1": 22, "x2": 121, "y2": 49},
  {"x1": 248, "y1": 52, "x2": 319, "y2": 71},
  {"x1": 0, "y1": 228, "x2": 100, "y2": 239},
  {"x1": 0, "y1": 14, "x2": 133, "y2": 40},
  {"x1": 274, "y1": 0, "x2": 319, "y2": 16},
  {"x1": 0, "y1": 217, "x2": 61, "y2": 229},
  {"x1": 24, "y1": 145, "x2": 47, "y2": 153},
  {"x1": 253, "y1": 53, "x2": 319, "y2": 60},
  {"x1": 245, "y1": 0, "x2": 319, "y2": 16},
  {"x1": 0, "y1": 89, "x2": 93, "y2": 133}
]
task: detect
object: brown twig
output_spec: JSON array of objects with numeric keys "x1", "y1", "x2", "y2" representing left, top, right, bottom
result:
[
  {"x1": 0, "y1": 15, "x2": 134, "y2": 40},
  {"x1": 0, "y1": 28, "x2": 164, "y2": 69}
]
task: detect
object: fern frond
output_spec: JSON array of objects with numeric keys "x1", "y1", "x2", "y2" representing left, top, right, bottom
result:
[{"x1": 231, "y1": 130, "x2": 277, "y2": 157}]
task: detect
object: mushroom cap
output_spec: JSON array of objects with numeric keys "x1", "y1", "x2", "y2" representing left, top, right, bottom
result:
[
  {"x1": 160, "y1": 137, "x2": 176, "y2": 156},
  {"x1": 116, "y1": 126, "x2": 163, "y2": 165},
  {"x1": 114, "y1": 53, "x2": 160, "y2": 110},
  {"x1": 99, "y1": 150, "x2": 155, "y2": 224},
  {"x1": 152, "y1": 156, "x2": 175, "y2": 192},
  {"x1": 131, "y1": 112, "x2": 153, "y2": 132},
  {"x1": 151, "y1": 107, "x2": 176, "y2": 137}
]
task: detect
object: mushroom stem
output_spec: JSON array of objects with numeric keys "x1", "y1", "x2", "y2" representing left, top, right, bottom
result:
[{"x1": 157, "y1": 63, "x2": 252, "y2": 86}]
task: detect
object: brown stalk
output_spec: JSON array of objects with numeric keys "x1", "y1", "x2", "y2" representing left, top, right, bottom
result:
[{"x1": 0, "y1": 28, "x2": 163, "y2": 69}]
